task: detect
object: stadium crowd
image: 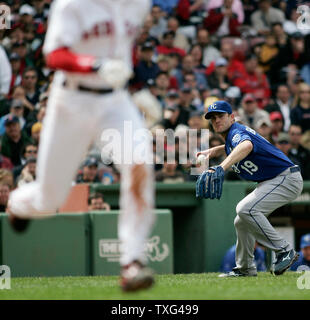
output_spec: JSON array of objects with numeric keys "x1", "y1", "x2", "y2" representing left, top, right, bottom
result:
[{"x1": 0, "y1": 0, "x2": 310, "y2": 211}]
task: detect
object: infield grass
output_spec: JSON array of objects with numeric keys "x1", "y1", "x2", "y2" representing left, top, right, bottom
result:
[{"x1": 0, "y1": 272, "x2": 309, "y2": 300}]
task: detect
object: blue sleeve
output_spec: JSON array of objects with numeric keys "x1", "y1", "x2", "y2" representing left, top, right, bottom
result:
[{"x1": 230, "y1": 128, "x2": 255, "y2": 152}]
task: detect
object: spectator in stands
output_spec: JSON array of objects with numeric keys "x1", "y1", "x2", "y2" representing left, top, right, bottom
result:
[
  {"x1": 160, "y1": 103, "x2": 180, "y2": 130},
  {"x1": 133, "y1": 42, "x2": 159, "y2": 90},
  {"x1": 176, "y1": 0, "x2": 205, "y2": 27},
  {"x1": 154, "y1": 71, "x2": 170, "y2": 102},
  {"x1": 265, "y1": 84, "x2": 293, "y2": 132},
  {"x1": 258, "y1": 33, "x2": 279, "y2": 73},
  {"x1": 0, "y1": 182, "x2": 10, "y2": 212},
  {"x1": 207, "y1": 57, "x2": 232, "y2": 95},
  {"x1": 149, "y1": 4, "x2": 167, "y2": 38},
  {"x1": 275, "y1": 132, "x2": 291, "y2": 156},
  {"x1": 0, "y1": 169, "x2": 14, "y2": 190},
  {"x1": 25, "y1": 93, "x2": 47, "y2": 135},
  {"x1": 207, "y1": 0, "x2": 245, "y2": 24},
  {"x1": 156, "y1": 30, "x2": 186, "y2": 58},
  {"x1": 271, "y1": 22, "x2": 288, "y2": 47},
  {"x1": 156, "y1": 55, "x2": 179, "y2": 90},
  {"x1": 204, "y1": 0, "x2": 241, "y2": 37},
  {"x1": 76, "y1": 157, "x2": 101, "y2": 184},
  {"x1": 174, "y1": 54, "x2": 208, "y2": 89},
  {"x1": 31, "y1": 122, "x2": 42, "y2": 146},
  {"x1": 224, "y1": 86, "x2": 241, "y2": 111},
  {"x1": 16, "y1": 157, "x2": 36, "y2": 187},
  {"x1": 220, "y1": 243, "x2": 266, "y2": 273},
  {"x1": 290, "y1": 82, "x2": 310, "y2": 133},
  {"x1": 21, "y1": 67, "x2": 40, "y2": 108},
  {"x1": 167, "y1": 16, "x2": 190, "y2": 52},
  {"x1": 270, "y1": 32, "x2": 309, "y2": 85},
  {"x1": 10, "y1": 85, "x2": 34, "y2": 117},
  {"x1": 155, "y1": 152, "x2": 185, "y2": 183},
  {"x1": 233, "y1": 54, "x2": 270, "y2": 108},
  {"x1": 9, "y1": 52, "x2": 22, "y2": 94},
  {"x1": 288, "y1": 124, "x2": 310, "y2": 180},
  {"x1": 189, "y1": 44, "x2": 206, "y2": 74},
  {"x1": 10, "y1": 41, "x2": 31, "y2": 76},
  {"x1": 220, "y1": 41, "x2": 246, "y2": 81},
  {"x1": 270, "y1": 111, "x2": 284, "y2": 141},
  {"x1": 291, "y1": 233, "x2": 310, "y2": 271},
  {"x1": 176, "y1": 86, "x2": 198, "y2": 125},
  {"x1": 301, "y1": 63, "x2": 310, "y2": 86},
  {"x1": 251, "y1": 0, "x2": 285, "y2": 35},
  {"x1": 187, "y1": 110, "x2": 204, "y2": 130},
  {"x1": 255, "y1": 118, "x2": 274, "y2": 144},
  {"x1": 209, "y1": 134, "x2": 226, "y2": 167},
  {"x1": 12, "y1": 142, "x2": 37, "y2": 183},
  {"x1": 238, "y1": 94, "x2": 270, "y2": 129},
  {"x1": 88, "y1": 192, "x2": 111, "y2": 211},
  {"x1": 0, "y1": 99, "x2": 26, "y2": 136},
  {"x1": 0, "y1": 115, "x2": 33, "y2": 166},
  {"x1": 196, "y1": 28, "x2": 221, "y2": 67}
]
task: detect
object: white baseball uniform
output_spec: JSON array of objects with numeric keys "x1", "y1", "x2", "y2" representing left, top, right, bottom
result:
[{"x1": 9, "y1": 0, "x2": 155, "y2": 266}]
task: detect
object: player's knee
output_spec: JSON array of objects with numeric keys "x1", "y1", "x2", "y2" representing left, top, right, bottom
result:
[
  {"x1": 236, "y1": 201, "x2": 250, "y2": 218},
  {"x1": 234, "y1": 215, "x2": 243, "y2": 228}
]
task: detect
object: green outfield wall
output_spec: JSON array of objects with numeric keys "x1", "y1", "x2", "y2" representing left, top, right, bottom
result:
[{"x1": 1, "y1": 181, "x2": 309, "y2": 277}]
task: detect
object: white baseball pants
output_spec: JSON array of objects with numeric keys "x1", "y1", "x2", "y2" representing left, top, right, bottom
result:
[
  {"x1": 9, "y1": 85, "x2": 155, "y2": 266},
  {"x1": 234, "y1": 168, "x2": 303, "y2": 273}
]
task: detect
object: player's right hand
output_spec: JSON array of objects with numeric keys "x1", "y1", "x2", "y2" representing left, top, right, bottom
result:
[
  {"x1": 196, "y1": 149, "x2": 211, "y2": 160},
  {"x1": 97, "y1": 59, "x2": 132, "y2": 89}
]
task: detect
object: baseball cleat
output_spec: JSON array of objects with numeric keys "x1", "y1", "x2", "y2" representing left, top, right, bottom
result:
[
  {"x1": 6, "y1": 204, "x2": 30, "y2": 233},
  {"x1": 271, "y1": 249, "x2": 299, "y2": 276},
  {"x1": 120, "y1": 260, "x2": 155, "y2": 292},
  {"x1": 218, "y1": 267, "x2": 257, "y2": 278}
]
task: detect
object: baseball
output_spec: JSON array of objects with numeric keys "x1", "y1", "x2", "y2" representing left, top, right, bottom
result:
[{"x1": 197, "y1": 154, "x2": 207, "y2": 166}]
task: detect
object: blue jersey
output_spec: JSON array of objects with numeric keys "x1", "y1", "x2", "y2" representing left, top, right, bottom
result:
[{"x1": 225, "y1": 122, "x2": 294, "y2": 182}]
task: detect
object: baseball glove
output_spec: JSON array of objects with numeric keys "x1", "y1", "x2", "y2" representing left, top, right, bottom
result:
[{"x1": 196, "y1": 166, "x2": 225, "y2": 199}]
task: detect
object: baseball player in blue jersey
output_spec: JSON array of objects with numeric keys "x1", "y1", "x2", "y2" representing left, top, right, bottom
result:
[{"x1": 196, "y1": 101, "x2": 303, "y2": 277}]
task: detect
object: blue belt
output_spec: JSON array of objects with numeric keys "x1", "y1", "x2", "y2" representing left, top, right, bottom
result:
[{"x1": 290, "y1": 166, "x2": 300, "y2": 173}]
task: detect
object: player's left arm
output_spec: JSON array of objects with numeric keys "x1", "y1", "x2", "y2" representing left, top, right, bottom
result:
[{"x1": 219, "y1": 140, "x2": 253, "y2": 171}]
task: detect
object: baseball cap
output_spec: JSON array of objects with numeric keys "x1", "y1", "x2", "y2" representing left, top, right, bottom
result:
[
  {"x1": 19, "y1": 4, "x2": 35, "y2": 16},
  {"x1": 255, "y1": 118, "x2": 271, "y2": 130},
  {"x1": 9, "y1": 52, "x2": 21, "y2": 61},
  {"x1": 146, "y1": 78, "x2": 156, "y2": 88},
  {"x1": 270, "y1": 111, "x2": 283, "y2": 121},
  {"x1": 276, "y1": 132, "x2": 290, "y2": 144},
  {"x1": 141, "y1": 41, "x2": 154, "y2": 51},
  {"x1": 4, "y1": 115, "x2": 19, "y2": 126},
  {"x1": 162, "y1": 30, "x2": 175, "y2": 39},
  {"x1": 300, "y1": 234, "x2": 310, "y2": 249},
  {"x1": 181, "y1": 85, "x2": 192, "y2": 93},
  {"x1": 204, "y1": 100, "x2": 232, "y2": 119},
  {"x1": 11, "y1": 99, "x2": 23, "y2": 109},
  {"x1": 243, "y1": 93, "x2": 256, "y2": 103},
  {"x1": 167, "y1": 89, "x2": 179, "y2": 98},
  {"x1": 225, "y1": 86, "x2": 241, "y2": 99},
  {"x1": 83, "y1": 157, "x2": 98, "y2": 167},
  {"x1": 189, "y1": 110, "x2": 204, "y2": 118},
  {"x1": 291, "y1": 31, "x2": 303, "y2": 39},
  {"x1": 215, "y1": 57, "x2": 228, "y2": 67}
]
